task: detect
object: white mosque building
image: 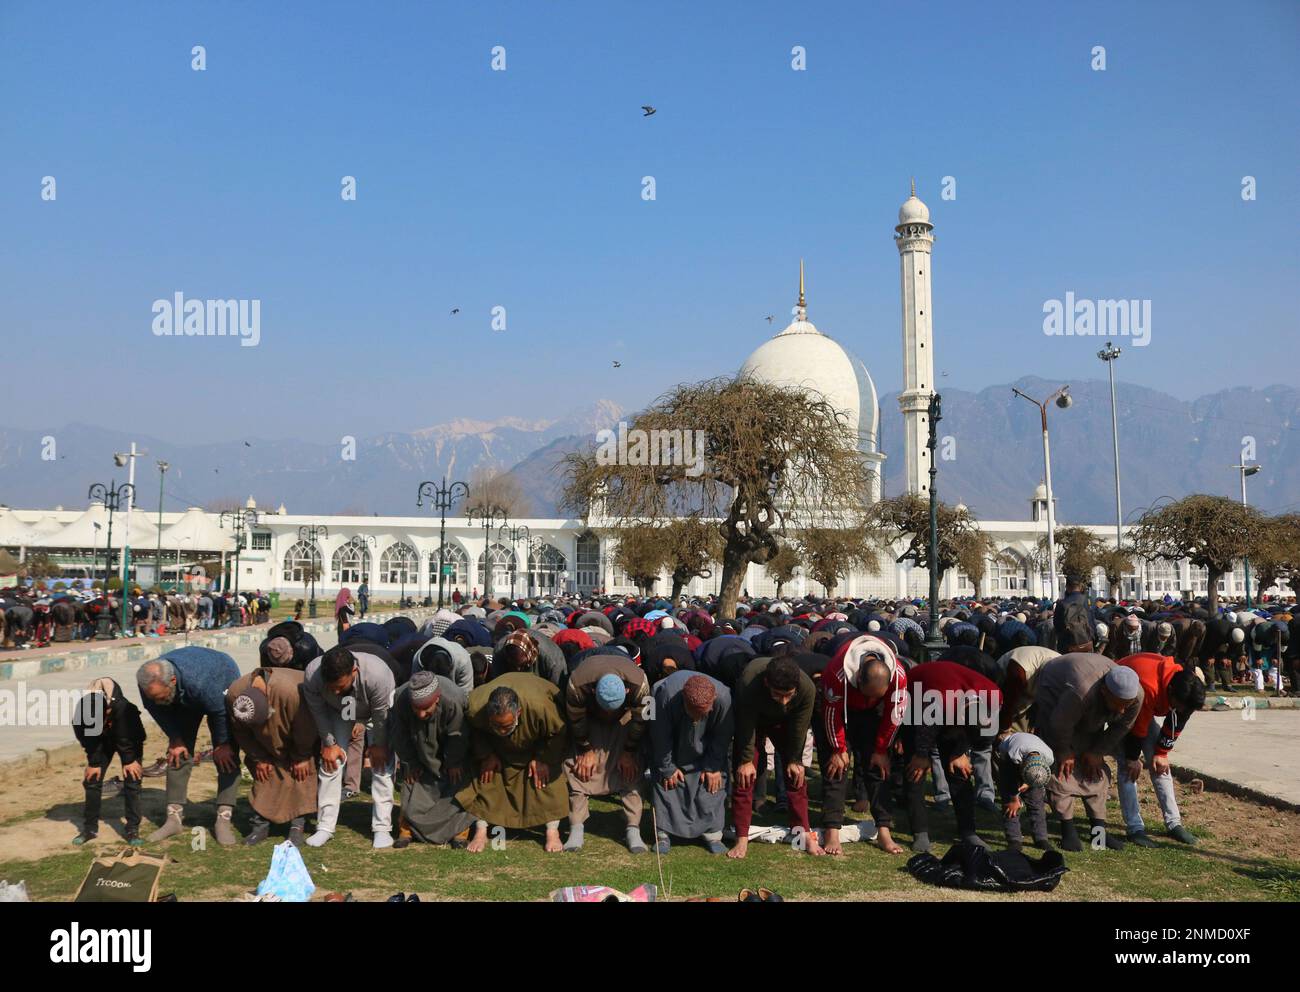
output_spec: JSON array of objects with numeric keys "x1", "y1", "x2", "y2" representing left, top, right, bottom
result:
[{"x1": 0, "y1": 188, "x2": 1276, "y2": 605}]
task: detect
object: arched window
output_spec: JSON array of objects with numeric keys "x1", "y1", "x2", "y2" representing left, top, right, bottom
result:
[
  {"x1": 477, "y1": 543, "x2": 517, "y2": 597},
  {"x1": 1148, "y1": 559, "x2": 1178, "y2": 593},
  {"x1": 283, "y1": 540, "x2": 321, "y2": 583},
  {"x1": 994, "y1": 549, "x2": 1028, "y2": 593},
  {"x1": 575, "y1": 531, "x2": 600, "y2": 593},
  {"x1": 331, "y1": 537, "x2": 373, "y2": 584},
  {"x1": 429, "y1": 543, "x2": 469, "y2": 588},
  {"x1": 379, "y1": 542, "x2": 419, "y2": 585},
  {"x1": 527, "y1": 544, "x2": 567, "y2": 597}
]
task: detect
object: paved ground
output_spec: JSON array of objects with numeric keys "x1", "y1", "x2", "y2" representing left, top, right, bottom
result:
[{"x1": 1170, "y1": 708, "x2": 1300, "y2": 807}]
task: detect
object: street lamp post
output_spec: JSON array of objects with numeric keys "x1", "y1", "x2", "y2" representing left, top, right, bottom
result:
[
  {"x1": 87, "y1": 482, "x2": 134, "y2": 608},
  {"x1": 1098, "y1": 345, "x2": 1124, "y2": 549},
  {"x1": 467, "y1": 505, "x2": 508, "y2": 602},
  {"x1": 154, "y1": 460, "x2": 169, "y2": 589},
  {"x1": 1232, "y1": 461, "x2": 1262, "y2": 606},
  {"x1": 497, "y1": 523, "x2": 531, "y2": 602},
  {"x1": 297, "y1": 524, "x2": 328, "y2": 618},
  {"x1": 923, "y1": 394, "x2": 946, "y2": 656},
  {"x1": 219, "y1": 508, "x2": 261, "y2": 605},
  {"x1": 348, "y1": 534, "x2": 377, "y2": 605},
  {"x1": 113, "y1": 444, "x2": 145, "y2": 631},
  {"x1": 1012, "y1": 385, "x2": 1073, "y2": 601},
  {"x1": 417, "y1": 478, "x2": 470, "y2": 609}
]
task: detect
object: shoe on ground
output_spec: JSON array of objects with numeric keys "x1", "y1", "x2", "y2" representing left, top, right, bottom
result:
[
  {"x1": 386, "y1": 892, "x2": 406, "y2": 903},
  {"x1": 1128, "y1": 830, "x2": 1158, "y2": 849},
  {"x1": 72, "y1": 831, "x2": 97, "y2": 846},
  {"x1": 704, "y1": 838, "x2": 726, "y2": 855},
  {"x1": 1032, "y1": 834, "x2": 1056, "y2": 852},
  {"x1": 1167, "y1": 824, "x2": 1198, "y2": 845}
]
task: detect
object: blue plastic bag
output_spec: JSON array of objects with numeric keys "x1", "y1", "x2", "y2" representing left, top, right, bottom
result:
[{"x1": 256, "y1": 840, "x2": 315, "y2": 902}]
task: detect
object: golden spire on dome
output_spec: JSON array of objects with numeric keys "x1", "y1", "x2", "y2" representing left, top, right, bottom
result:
[
  {"x1": 798, "y1": 258, "x2": 805, "y2": 310},
  {"x1": 910, "y1": 176, "x2": 916, "y2": 198}
]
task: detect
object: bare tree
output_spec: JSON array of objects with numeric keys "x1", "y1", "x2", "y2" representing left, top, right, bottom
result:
[
  {"x1": 562, "y1": 376, "x2": 874, "y2": 616},
  {"x1": 1096, "y1": 547, "x2": 1133, "y2": 599},
  {"x1": 795, "y1": 524, "x2": 882, "y2": 597},
  {"x1": 608, "y1": 526, "x2": 665, "y2": 596},
  {"x1": 1131, "y1": 495, "x2": 1266, "y2": 613},
  {"x1": 1248, "y1": 512, "x2": 1300, "y2": 600},
  {"x1": 868, "y1": 494, "x2": 996, "y2": 588},
  {"x1": 764, "y1": 544, "x2": 802, "y2": 600},
  {"x1": 464, "y1": 467, "x2": 532, "y2": 520}
]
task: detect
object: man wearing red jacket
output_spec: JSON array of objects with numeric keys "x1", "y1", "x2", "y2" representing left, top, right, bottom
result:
[
  {"x1": 814, "y1": 635, "x2": 909, "y2": 855},
  {"x1": 902, "y1": 661, "x2": 1003, "y2": 852},
  {"x1": 1115, "y1": 652, "x2": 1204, "y2": 847}
]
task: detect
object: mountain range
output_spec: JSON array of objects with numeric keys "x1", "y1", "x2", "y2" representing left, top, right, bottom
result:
[{"x1": 1, "y1": 383, "x2": 1295, "y2": 524}]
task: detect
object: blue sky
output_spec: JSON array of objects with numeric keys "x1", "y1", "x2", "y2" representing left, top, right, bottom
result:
[{"x1": 2, "y1": 0, "x2": 1296, "y2": 444}]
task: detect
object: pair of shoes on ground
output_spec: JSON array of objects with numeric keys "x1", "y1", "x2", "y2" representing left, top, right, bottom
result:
[
  {"x1": 738, "y1": 887, "x2": 783, "y2": 902},
  {"x1": 386, "y1": 892, "x2": 421, "y2": 903},
  {"x1": 656, "y1": 835, "x2": 726, "y2": 855}
]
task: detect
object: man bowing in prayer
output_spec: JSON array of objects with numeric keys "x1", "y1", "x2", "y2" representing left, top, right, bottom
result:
[
  {"x1": 389, "y1": 671, "x2": 477, "y2": 847},
  {"x1": 226, "y1": 666, "x2": 318, "y2": 848},
  {"x1": 458, "y1": 672, "x2": 570, "y2": 853},
  {"x1": 729, "y1": 655, "x2": 823, "y2": 859},
  {"x1": 650, "y1": 671, "x2": 733, "y2": 855},
  {"x1": 562, "y1": 653, "x2": 651, "y2": 853}
]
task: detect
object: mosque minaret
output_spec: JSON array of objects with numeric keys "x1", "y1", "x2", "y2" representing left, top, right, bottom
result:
[{"x1": 895, "y1": 179, "x2": 936, "y2": 495}]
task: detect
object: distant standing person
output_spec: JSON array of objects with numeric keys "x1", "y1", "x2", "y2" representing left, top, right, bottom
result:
[
  {"x1": 452, "y1": 588, "x2": 462, "y2": 608},
  {"x1": 335, "y1": 588, "x2": 355, "y2": 637},
  {"x1": 357, "y1": 581, "x2": 369, "y2": 618}
]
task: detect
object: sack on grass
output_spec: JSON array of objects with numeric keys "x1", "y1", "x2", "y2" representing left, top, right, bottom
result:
[
  {"x1": 257, "y1": 840, "x2": 315, "y2": 902},
  {"x1": 74, "y1": 849, "x2": 167, "y2": 903}
]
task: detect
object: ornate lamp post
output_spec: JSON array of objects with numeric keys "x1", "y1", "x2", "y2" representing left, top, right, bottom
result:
[
  {"x1": 297, "y1": 524, "x2": 328, "y2": 618},
  {"x1": 219, "y1": 508, "x2": 261, "y2": 605},
  {"x1": 417, "y1": 477, "x2": 470, "y2": 609},
  {"x1": 497, "y1": 523, "x2": 531, "y2": 602},
  {"x1": 88, "y1": 481, "x2": 134, "y2": 635},
  {"x1": 467, "y1": 505, "x2": 508, "y2": 602},
  {"x1": 348, "y1": 534, "x2": 377, "y2": 601},
  {"x1": 923, "y1": 394, "x2": 946, "y2": 656}
]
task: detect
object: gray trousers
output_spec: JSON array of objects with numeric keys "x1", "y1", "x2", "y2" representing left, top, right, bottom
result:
[
  {"x1": 1116, "y1": 723, "x2": 1182, "y2": 833},
  {"x1": 931, "y1": 743, "x2": 996, "y2": 804},
  {"x1": 315, "y1": 712, "x2": 393, "y2": 835}
]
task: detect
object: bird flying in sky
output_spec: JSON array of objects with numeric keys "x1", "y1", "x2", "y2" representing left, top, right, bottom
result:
[{"x1": 641, "y1": 105, "x2": 656, "y2": 117}]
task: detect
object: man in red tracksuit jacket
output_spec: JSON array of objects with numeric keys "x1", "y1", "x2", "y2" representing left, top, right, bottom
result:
[
  {"x1": 815, "y1": 634, "x2": 909, "y2": 855},
  {"x1": 902, "y1": 661, "x2": 1003, "y2": 852},
  {"x1": 1115, "y1": 652, "x2": 1204, "y2": 847}
]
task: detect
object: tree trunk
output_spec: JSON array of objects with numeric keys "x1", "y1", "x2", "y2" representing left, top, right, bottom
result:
[
  {"x1": 718, "y1": 554, "x2": 748, "y2": 618},
  {"x1": 775, "y1": 581, "x2": 784, "y2": 600},
  {"x1": 670, "y1": 578, "x2": 684, "y2": 602},
  {"x1": 1207, "y1": 567, "x2": 1223, "y2": 614}
]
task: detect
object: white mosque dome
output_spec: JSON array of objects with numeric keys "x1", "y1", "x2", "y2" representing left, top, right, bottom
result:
[
  {"x1": 898, "y1": 195, "x2": 930, "y2": 225},
  {"x1": 738, "y1": 265, "x2": 881, "y2": 450}
]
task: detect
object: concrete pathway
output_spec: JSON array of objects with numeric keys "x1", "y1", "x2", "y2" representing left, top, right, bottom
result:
[{"x1": 1171, "y1": 708, "x2": 1300, "y2": 809}]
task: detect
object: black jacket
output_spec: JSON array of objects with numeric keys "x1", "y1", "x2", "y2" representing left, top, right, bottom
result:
[
  {"x1": 1053, "y1": 592, "x2": 1093, "y2": 653},
  {"x1": 74, "y1": 682, "x2": 146, "y2": 766}
]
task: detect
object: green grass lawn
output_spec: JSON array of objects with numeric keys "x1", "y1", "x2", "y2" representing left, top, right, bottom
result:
[{"x1": 5, "y1": 770, "x2": 1296, "y2": 902}]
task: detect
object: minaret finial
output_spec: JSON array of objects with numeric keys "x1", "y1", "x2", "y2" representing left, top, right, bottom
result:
[
  {"x1": 910, "y1": 176, "x2": 916, "y2": 198},
  {"x1": 798, "y1": 258, "x2": 805, "y2": 310}
]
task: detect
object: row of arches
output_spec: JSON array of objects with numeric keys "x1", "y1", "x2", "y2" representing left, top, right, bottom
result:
[{"x1": 280, "y1": 538, "x2": 576, "y2": 595}]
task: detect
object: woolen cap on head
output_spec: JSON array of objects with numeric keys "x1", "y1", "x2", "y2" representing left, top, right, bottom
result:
[
  {"x1": 1022, "y1": 752, "x2": 1051, "y2": 789},
  {"x1": 595, "y1": 673, "x2": 627, "y2": 711},
  {"x1": 1103, "y1": 665, "x2": 1141, "y2": 700},
  {"x1": 682, "y1": 674, "x2": 716, "y2": 711},
  {"x1": 409, "y1": 670, "x2": 439, "y2": 704},
  {"x1": 231, "y1": 685, "x2": 270, "y2": 726},
  {"x1": 265, "y1": 636, "x2": 294, "y2": 665}
]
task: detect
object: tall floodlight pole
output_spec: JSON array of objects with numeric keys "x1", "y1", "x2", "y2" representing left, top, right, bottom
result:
[
  {"x1": 297, "y1": 524, "x2": 328, "y2": 617},
  {"x1": 1098, "y1": 345, "x2": 1124, "y2": 549},
  {"x1": 923, "y1": 394, "x2": 946, "y2": 656},
  {"x1": 417, "y1": 478, "x2": 470, "y2": 609},
  {"x1": 467, "y1": 505, "x2": 508, "y2": 602},
  {"x1": 155, "y1": 460, "x2": 169, "y2": 587},
  {"x1": 1232, "y1": 461, "x2": 1262, "y2": 606},
  {"x1": 1012, "y1": 385, "x2": 1073, "y2": 601}
]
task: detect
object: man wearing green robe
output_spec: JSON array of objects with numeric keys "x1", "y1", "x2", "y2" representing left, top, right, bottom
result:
[
  {"x1": 457, "y1": 671, "x2": 569, "y2": 853},
  {"x1": 389, "y1": 671, "x2": 477, "y2": 846}
]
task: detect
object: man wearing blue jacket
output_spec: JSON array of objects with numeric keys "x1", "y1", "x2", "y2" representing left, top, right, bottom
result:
[{"x1": 136, "y1": 646, "x2": 242, "y2": 845}]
